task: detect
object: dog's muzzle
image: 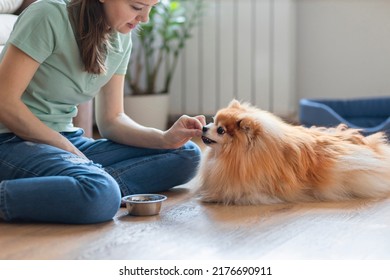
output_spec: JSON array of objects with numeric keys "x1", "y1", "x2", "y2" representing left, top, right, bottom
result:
[{"x1": 201, "y1": 126, "x2": 217, "y2": 145}]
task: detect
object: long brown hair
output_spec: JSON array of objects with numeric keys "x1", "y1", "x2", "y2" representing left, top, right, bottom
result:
[{"x1": 68, "y1": 0, "x2": 111, "y2": 74}]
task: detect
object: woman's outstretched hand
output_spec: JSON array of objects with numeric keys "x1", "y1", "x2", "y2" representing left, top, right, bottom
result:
[{"x1": 163, "y1": 115, "x2": 206, "y2": 149}]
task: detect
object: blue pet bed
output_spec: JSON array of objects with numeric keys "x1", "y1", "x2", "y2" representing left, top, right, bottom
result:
[{"x1": 299, "y1": 97, "x2": 390, "y2": 137}]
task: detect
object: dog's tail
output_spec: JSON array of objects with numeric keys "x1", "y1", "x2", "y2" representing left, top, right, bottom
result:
[{"x1": 318, "y1": 133, "x2": 390, "y2": 201}]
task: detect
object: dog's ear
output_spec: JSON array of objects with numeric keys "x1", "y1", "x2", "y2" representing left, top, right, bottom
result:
[
  {"x1": 228, "y1": 99, "x2": 241, "y2": 109},
  {"x1": 237, "y1": 117, "x2": 254, "y2": 132},
  {"x1": 237, "y1": 117, "x2": 261, "y2": 137}
]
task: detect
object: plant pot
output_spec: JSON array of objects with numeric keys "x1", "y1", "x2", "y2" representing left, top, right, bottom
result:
[{"x1": 124, "y1": 94, "x2": 169, "y2": 130}]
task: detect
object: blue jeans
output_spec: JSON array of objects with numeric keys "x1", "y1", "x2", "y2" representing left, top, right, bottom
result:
[{"x1": 0, "y1": 129, "x2": 201, "y2": 224}]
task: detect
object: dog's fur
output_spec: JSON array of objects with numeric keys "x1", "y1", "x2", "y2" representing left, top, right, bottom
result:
[{"x1": 196, "y1": 100, "x2": 390, "y2": 205}]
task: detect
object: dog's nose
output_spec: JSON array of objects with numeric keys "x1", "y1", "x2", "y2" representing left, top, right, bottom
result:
[{"x1": 202, "y1": 126, "x2": 208, "y2": 132}]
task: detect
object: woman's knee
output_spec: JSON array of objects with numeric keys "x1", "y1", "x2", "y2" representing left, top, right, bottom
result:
[
  {"x1": 75, "y1": 172, "x2": 121, "y2": 224},
  {"x1": 181, "y1": 141, "x2": 202, "y2": 163},
  {"x1": 176, "y1": 141, "x2": 203, "y2": 179}
]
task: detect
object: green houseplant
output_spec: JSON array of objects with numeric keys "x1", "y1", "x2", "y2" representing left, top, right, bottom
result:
[{"x1": 125, "y1": 0, "x2": 203, "y2": 96}]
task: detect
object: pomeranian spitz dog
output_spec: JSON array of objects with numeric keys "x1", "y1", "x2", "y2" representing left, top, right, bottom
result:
[{"x1": 196, "y1": 100, "x2": 390, "y2": 205}]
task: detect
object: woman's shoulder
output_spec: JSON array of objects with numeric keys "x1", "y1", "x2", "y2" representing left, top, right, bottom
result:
[
  {"x1": 29, "y1": 0, "x2": 69, "y2": 7},
  {"x1": 21, "y1": 0, "x2": 68, "y2": 17},
  {"x1": 16, "y1": 0, "x2": 69, "y2": 31},
  {"x1": 9, "y1": 0, "x2": 72, "y2": 62},
  {"x1": 110, "y1": 32, "x2": 132, "y2": 51}
]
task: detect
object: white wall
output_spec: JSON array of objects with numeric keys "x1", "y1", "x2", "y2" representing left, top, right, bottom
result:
[
  {"x1": 167, "y1": 0, "x2": 296, "y2": 117},
  {"x1": 130, "y1": 0, "x2": 390, "y2": 118},
  {"x1": 296, "y1": 0, "x2": 390, "y2": 100}
]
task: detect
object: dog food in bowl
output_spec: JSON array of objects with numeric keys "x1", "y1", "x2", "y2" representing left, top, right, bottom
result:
[{"x1": 122, "y1": 194, "x2": 167, "y2": 216}]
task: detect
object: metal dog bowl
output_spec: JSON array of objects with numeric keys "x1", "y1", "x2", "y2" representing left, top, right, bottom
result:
[{"x1": 122, "y1": 194, "x2": 167, "y2": 216}]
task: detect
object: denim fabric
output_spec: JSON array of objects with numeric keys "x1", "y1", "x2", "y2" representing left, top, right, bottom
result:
[{"x1": 0, "y1": 130, "x2": 202, "y2": 224}]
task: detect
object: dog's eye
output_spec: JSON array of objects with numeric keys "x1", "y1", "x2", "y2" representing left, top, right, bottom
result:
[{"x1": 217, "y1": 127, "x2": 225, "y2": 135}]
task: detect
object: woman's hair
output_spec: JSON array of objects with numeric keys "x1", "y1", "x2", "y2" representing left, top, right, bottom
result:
[{"x1": 68, "y1": 0, "x2": 111, "y2": 74}]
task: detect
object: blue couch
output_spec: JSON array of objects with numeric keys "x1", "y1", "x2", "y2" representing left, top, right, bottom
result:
[{"x1": 299, "y1": 97, "x2": 390, "y2": 137}]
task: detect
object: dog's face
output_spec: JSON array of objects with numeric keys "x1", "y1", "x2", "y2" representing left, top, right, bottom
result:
[
  {"x1": 201, "y1": 122, "x2": 229, "y2": 146},
  {"x1": 201, "y1": 100, "x2": 269, "y2": 152}
]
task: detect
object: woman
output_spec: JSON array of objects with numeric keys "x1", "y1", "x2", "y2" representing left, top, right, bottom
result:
[{"x1": 0, "y1": 0, "x2": 205, "y2": 224}]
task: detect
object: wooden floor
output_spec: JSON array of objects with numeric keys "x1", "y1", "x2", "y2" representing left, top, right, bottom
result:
[
  {"x1": 1, "y1": 180, "x2": 390, "y2": 260},
  {"x1": 2, "y1": 133, "x2": 390, "y2": 260}
]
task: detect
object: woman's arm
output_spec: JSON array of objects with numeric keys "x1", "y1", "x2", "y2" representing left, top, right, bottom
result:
[
  {"x1": 0, "y1": 45, "x2": 86, "y2": 158},
  {"x1": 95, "y1": 74, "x2": 205, "y2": 149}
]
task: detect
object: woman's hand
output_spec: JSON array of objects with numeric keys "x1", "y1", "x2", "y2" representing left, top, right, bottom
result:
[{"x1": 163, "y1": 115, "x2": 206, "y2": 149}]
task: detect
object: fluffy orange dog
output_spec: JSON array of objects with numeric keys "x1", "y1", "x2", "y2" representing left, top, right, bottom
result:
[{"x1": 197, "y1": 100, "x2": 390, "y2": 204}]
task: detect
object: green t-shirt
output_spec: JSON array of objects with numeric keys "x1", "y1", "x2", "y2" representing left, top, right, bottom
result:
[{"x1": 0, "y1": 0, "x2": 132, "y2": 133}]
